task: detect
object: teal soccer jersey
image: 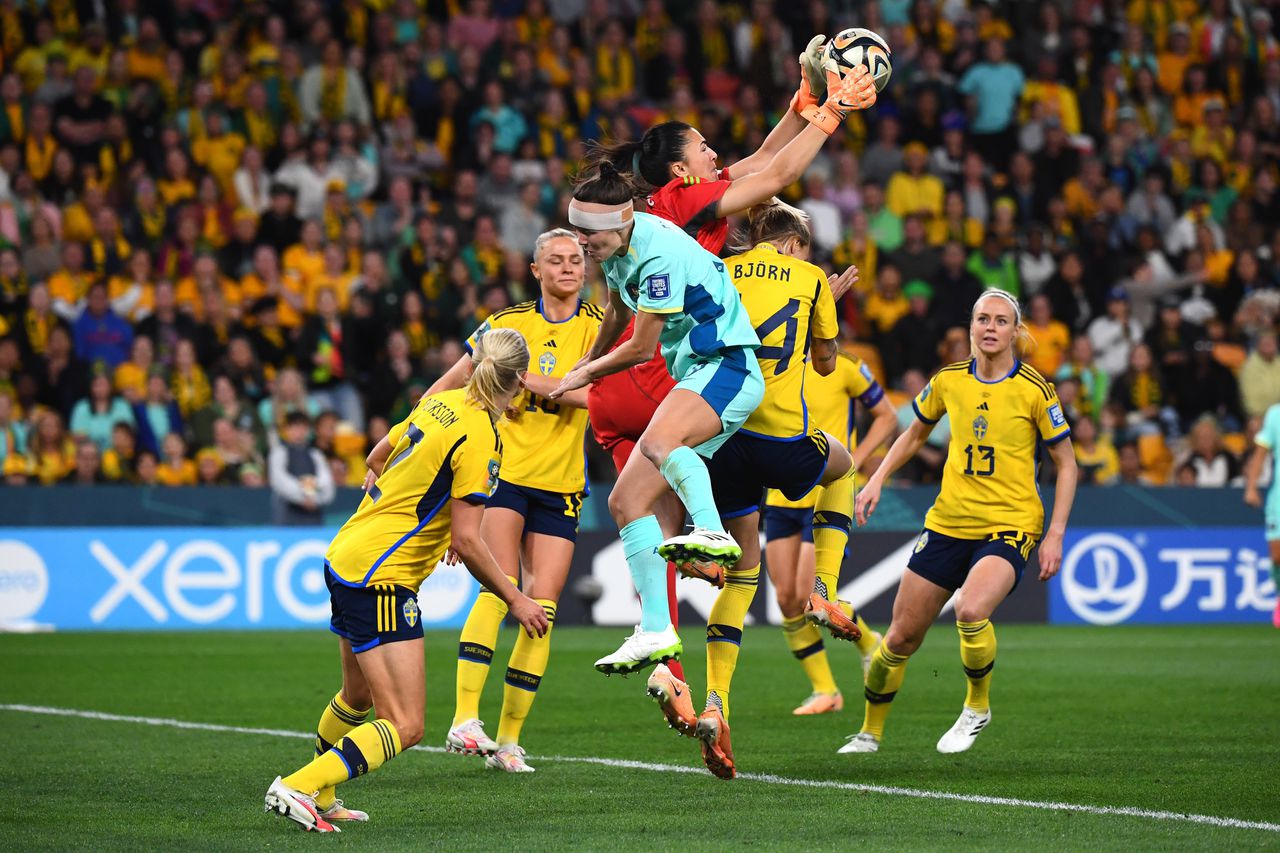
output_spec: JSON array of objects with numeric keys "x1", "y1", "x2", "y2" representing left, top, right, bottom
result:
[
  {"x1": 1254, "y1": 403, "x2": 1280, "y2": 538},
  {"x1": 601, "y1": 212, "x2": 759, "y2": 380}
]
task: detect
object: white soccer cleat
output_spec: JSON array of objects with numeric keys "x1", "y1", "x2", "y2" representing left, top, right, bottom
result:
[
  {"x1": 594, "y1": 624, "x2": 682, "y2": 674},
  {"x1": 318, "y1": 798, "x2": 368, "y2": 822},
  {"x1": 485, "y1": 743, "x2": 536, "y2": 773},
  {"x1": 264, "y1": 776, "x2": 340, "y2": 833},
  {"x1": 936, "y1": 707, "x2": 991, "y2": 754},
  {"x1": 837, "y1": 732, "x2": 880, "y2": 754},
  {"x1": 659, "y1": 527, "x2": 742, "y2": 581},
  {"x1": 446, "y1": 718, "x2": 498, "y2": 756},
  {"x1": 862, "y1": 630, "x2": 883, "y2": 679}
]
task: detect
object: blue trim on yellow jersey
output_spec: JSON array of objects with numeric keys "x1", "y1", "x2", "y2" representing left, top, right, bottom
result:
[
  {"x1": 736, "y1": 426, "x2": 809, "y2": 441},
  {"x1": 969, "y1": 358, "x2": 1021, "y2": 384},
  {"x1": 537, "y1": 297, "x2": 582, "y2": 324},
  {"x1": 1044, "y1": 428, "x2": 1072, "y2": 445},
  {"x1": 913, "y1": 399, "x2": 939, "y2": 425}
]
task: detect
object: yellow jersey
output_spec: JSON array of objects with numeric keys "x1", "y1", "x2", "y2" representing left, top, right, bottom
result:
[
  {"x1": 766, "y1": 354, "x2": 885, "y2": 510},
  {"x1": 913, "y1": 359, "x2": 1071, "y2": 538},
  {"x1": 326, "y1": 388, "x2": 502, "y2": 590},
  {"x1": 465, "y1": 298, "x2": 602, "y2": 494},
  {"x1": 728, "y1": 243, "x2": 838, "y2": 440}
]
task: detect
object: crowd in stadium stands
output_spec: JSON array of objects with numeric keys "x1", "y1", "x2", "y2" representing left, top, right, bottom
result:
[{"x1": 0, "y1": 0, "x2": 1278, "y2": 495}]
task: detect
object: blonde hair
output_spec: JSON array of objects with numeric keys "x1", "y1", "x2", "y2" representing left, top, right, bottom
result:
[
  {"x1": 533, "y1": 227, "x2": 578, "y2": 260},
  {"x1": 971, "y1": 289, "x2": 1033, "y2": 358},
  {"x1": 466, "y1": 327, "x2": 529, "y2": 419},
  {"x1": 737, "y1": 197, "x2": 811, "y2": 253}
]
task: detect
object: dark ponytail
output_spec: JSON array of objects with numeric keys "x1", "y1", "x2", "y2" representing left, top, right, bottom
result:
[
  {"x1": 572, "y1": 158, "x2": 637, "y2": 207},
  {"x1": 582, "y1": 120, "x2": 693, "y2": 193}
]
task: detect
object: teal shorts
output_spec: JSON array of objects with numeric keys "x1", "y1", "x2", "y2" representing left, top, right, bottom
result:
[
  {"x1": 1267, "y1": 497, "x2": 1280, "y2": 541},
  {"x1": 676, "y1": 347, "x2": 764, "y2": 458}
]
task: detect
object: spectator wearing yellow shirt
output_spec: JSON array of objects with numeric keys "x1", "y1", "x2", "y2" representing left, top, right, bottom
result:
[
  {"x1": 68, "y1": 21, "x2": 110, "y2": 80},
  {"x1": 1062, "y1": 157, "x2": 1106, "y2": 222},
  {"x1": 929, "y1": 189, "x2": 984, "y2": 249},
  {"x1": 191, "y1": 111, "x2": 246, "y2": 198},
  {"x1": 282, "y1": 220, "x2": 326, "y2": 292},
  {"x1": 24, "y1": 103, "x2": 59, "y2": 184},
  {"x1": 1157, "y1": 22, "x2": 1195, "y2": 94},
  {"x1": 157, "y1": 432, "x2": 198, "y2": 486},
  {"x1": 242, "y1": 245, "x2": 306, "y2": 330},
  {"x1": 87, "y1": 209, "x2": 132, "y2": 279},
  {"x1": 1021, "y1": 54, "x2": 1081, "y2": 134},
  {"x1": 170, "y1": 338, "x2": 212, "y2": 418},
  {"x1": 1024, "y1": 293, "x2": 1072, "y2": 377},
  {"x1": 1189, "y1": 97, "x2": 1235, "y2": 163},
  {"x1": 175, "y1": 255, "x2": 241, "y2": 324},
  {"x1": 306, "y1": 244, "x2": 356, "y2": 313},
  {"x1": 864, "y1": 263, "x2": 910, "y2": 342},
  {"x1": 113, "y1": 334, "x2": 154, "y2": 404},
  {"x1": 886, "y1": 142, "x2": 945, "y2": 222},
  {"x1": 1072, "y1": 414, "x2": 1119, "y2": 485},
  {"x1": 595, "y1": 19, "x2": 636, "y2": 101},
  {"x1": 48, "y1": 242, "x2": 96, "y2": 322},
  {"x1": 157, "y1": 149, "x2": 197, "y2": 208},
  {"x1": 1172, "y1": 65, "x2": 1222, "y2": 129}
]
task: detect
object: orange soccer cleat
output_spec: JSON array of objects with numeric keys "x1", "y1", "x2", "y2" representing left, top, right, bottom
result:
[
  {"x1": 803, "y1": 593, "x2": 862, "y2": 642},
  {"x1": 792, "y1": 691, "x2": 844, "y2": 716},
  {"x1": 646, "y1": 663, "x2": 698, "y2": 736},
  {"x1": 695, "y1": 707, "x2": 736, "y2": 780}
]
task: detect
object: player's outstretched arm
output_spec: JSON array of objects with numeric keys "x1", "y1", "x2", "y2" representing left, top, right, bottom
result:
[
  {"x1": 855, "y1": 417, "x2": 932, "y2": 526},
  {"x1": 730, "y1": 35, "x2": 827, "y2": 177},
  {"x1": 1039, "y1": 437, "x2": 1078, "y2": 581},
  {"x1": 549, "y1": 309, "x2": 659, "y2": 399},
  {"x1": 522, "y1": 372, "x2": 588, "y2": 408},
  {"x1": 449, "y1": 499, "x2": 549, "y2": 638}
]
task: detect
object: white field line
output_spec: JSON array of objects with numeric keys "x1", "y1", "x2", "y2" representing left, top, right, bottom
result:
[{"x1": 3, "y1": 703, "x2": 1278, "y2": 834}]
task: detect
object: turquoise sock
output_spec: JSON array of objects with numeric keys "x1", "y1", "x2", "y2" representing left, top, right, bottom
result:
[
  {"x1": 620, "y1": 515, "x2": 674, "y2": 632},
  {"x1": 659, "y1": 446, "x2": 724, "y2": 532}
]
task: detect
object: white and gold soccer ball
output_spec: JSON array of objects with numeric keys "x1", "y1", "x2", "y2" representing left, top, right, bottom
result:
[{"x1": 824, "y1": 27, "x2": 893, "y2": 93}]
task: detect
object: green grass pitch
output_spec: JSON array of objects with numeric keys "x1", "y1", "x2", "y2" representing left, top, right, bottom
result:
[{"x1": 2, "y1": 625, "x2": 1278, "y2": 850}]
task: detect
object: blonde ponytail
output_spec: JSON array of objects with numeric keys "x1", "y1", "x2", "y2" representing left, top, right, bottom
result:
[{"x1": 466, "y1": 327, "x2": 529, "y2": 420}]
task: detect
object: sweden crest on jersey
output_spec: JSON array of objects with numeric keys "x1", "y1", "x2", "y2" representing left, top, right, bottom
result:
[
  {"x1": 539, "y1": 351, "x2": 557, "y2": 375},
  {"x1": 972, "y1": 415, "x2": 989, "y2": 440}
]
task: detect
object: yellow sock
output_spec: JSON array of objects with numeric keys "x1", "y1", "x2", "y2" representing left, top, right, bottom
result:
[
  {"x1": 782, "y1": 615, "x2": 838, "y2": 695},
  {"x1": 860, "y1": 644, "x2": 909, "y2": 740},
  {"x1": 453, "y1": 578, "x2": 517, "y2": 727},
  {"x1": 312, "y1": 692, "x2": 370, "y2": 809},
  {"x1": 957, "y1": 619, "x2": 996, "y2": 712},
  {"x1": 496, "y1": 599, "x2": 556, "y2": 745},
  {"x1": 813, "y1": 469, "x2": 854, "y2": 600},
  {"x1": 705, "y1": 563, "x2": 759, "y2": 721},
  {"x1": 283, "y1": 718, "x2": 402, "y2": 795},
  {"x1": 853, "y1": 613, "x2": 877, "y2": 656}
]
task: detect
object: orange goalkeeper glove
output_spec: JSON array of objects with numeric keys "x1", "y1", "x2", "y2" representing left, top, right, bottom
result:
[
  {"x1": 800, "y1": 65, "x2": 878, "y2": 135},
  {"x1": 789, "y1": 34, "x2": 828, "y2": 115}
]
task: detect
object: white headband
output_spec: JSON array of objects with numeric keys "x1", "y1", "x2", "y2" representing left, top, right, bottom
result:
[
  {"x1": 975, "y1": 288, "x2": 1022, "y2": 324},
  {"x1": 568, "y1": 199, "x2": 634, "y2": 231}
]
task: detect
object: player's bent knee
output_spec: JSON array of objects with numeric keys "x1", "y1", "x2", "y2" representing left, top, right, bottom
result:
[
  {"x1": 775, "y1": 589, "x2": 807, "y2": 616},
  {"x1": 954, "y1": 601, "x2": 993, "y2": 624},
  {"x1": 387, "y1": 719, "x2": 423, "y2": 749},
  {"x1": 883, "y1": 629, "x2": 922, "y2": 657}
]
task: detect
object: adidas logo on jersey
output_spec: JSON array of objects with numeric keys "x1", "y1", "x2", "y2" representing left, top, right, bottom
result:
[
  {"x1": 544, "y1": 339, "x2": 557, "y2": 347},
  {"x1": 977, "y1": 402, "x2": 989, "y2": 410}
]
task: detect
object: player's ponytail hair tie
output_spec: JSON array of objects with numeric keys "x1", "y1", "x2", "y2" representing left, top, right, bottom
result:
[
  {"x1": 466, "y1": 327, "x2": 529, "y2": 420},
  {"x1": 631, "y1": 149, "x2": 643, "y2": 177},
  {"x1": 568, "y1": 198, "x2": 634, "y2": 231}
]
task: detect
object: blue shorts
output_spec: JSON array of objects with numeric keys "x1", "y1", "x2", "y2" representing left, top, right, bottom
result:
[
  {"x1": 676, "y1": 347, "x2": 765, "y2": 458},
  {"x1": 763, "y1": 505, "x2": 814, "y2": 543},
  {"x1": 486, "y1": 479, "x2": 582, "y2": 542},
  {"x1": 906, "y1": 528, "x2": 1037, "y2": 593},
  {"x1": 707, "y1": 429, "x2": 830, "y2": 518},
  {"x1": 326, "y1": 563, "x2": 424, "y2": 653}
]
